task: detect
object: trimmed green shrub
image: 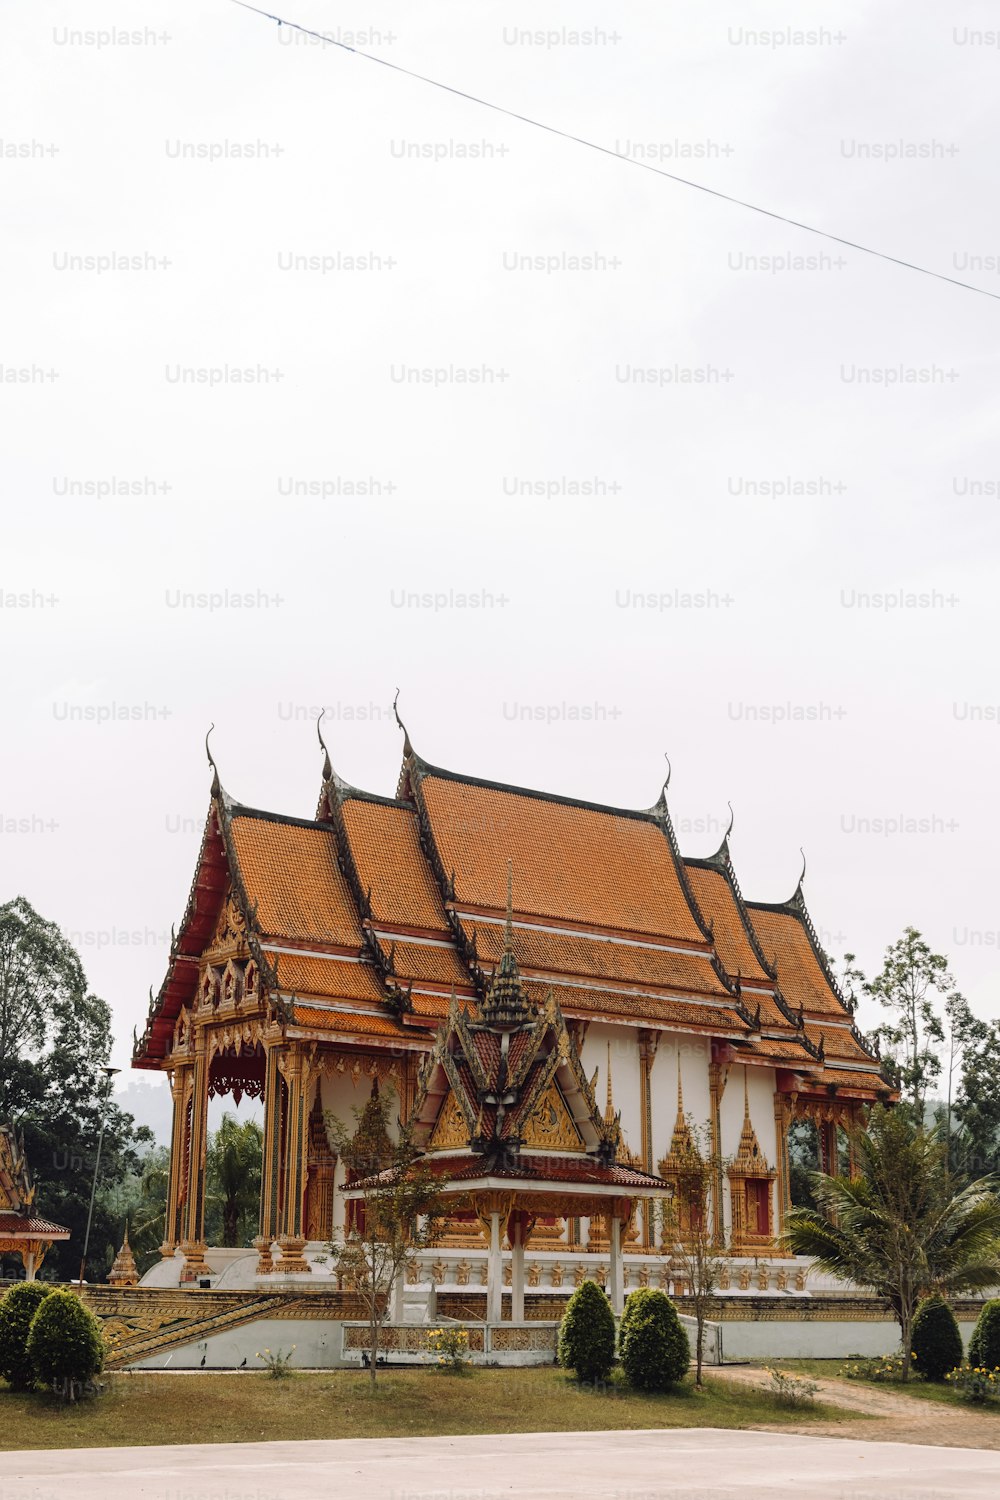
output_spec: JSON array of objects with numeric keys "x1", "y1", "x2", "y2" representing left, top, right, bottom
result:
[
  {"x1": 0, "y1": 1283, "x2": 53, "y2": 1390},
  {"x1": 557, "y1": 1278, "x2": 615, "y2": 1383},
  {"x1": 26, "y1": 1289, "x2": 105, "y2": 1399},
  {"x1": 619, "y1": 1287, "x2": 661, "y2": 1352},
  {"x1": 912, "y1": 1294, "x2": 963, "y2": 1381},
  {"x1": 969, "y1": 1298, "x2": 1000, "y2": 1372},
  {"x1": 620, "y1": 1289, "x2": 690, "y2": 1392}
]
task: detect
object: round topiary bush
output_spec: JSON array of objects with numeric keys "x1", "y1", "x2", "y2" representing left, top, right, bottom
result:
[
  {"x1": 911, "y1": 1294, "x2": 963, "y2": 1381},
  {"x1": 26, "y1": 1289, "x2": 105, "y2": 1399},
  {"x1": 0, "y1": 1283, "x2": 53, "y2": 1391},
  {"x1": 969, "y1": 1298, "x2": 1000, "y2": 1372},
  {"x1": 620, "y1": 1289, "x2": 690, "y2": 1393},
  {"x1": 557, "y1": 1278, "x2": 616, "y2": 1383}
]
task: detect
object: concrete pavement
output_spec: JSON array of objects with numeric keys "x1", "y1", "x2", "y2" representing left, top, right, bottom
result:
[{"x1": 4, "y1": 1428, "x2": 998, "y2": 1500}]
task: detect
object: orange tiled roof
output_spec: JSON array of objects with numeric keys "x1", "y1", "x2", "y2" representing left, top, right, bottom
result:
[
  {"x1": 471, "y1": 918, "x2": 727, "y2": 997},
  {"x1": 410, "y1": 992, "x2": 452, "y2": 1020},
  {"x1": 385, "y1": 940, "x2": 469, "y2": 987},
  {"x1": 292, "y1": 1005, "x2": 408, "y2": 1038},
  {"x1": 804, "y1": 1021, "x2": 877, "y2": 1065},
  {"x1": 685, "y1": 864, "x2": 771, "y2": 983},
  {"x1": 522, "y1": 979, "x2": 742, "y2": 1032},
  {"x1": 747, "y1": 904, "x2": 848, "y2": 1018},
  {"x1": 229, "y1": 813, "x2": 361, "y2": 947},
  {"x1": 271, "y1": 952, "x2": 386, "y2": 1004},
  {"x1": 340, "y1": 798, "x2": 451, "y2": 933},
  {"x1": 804, "y1": 1067, "x2": 894, "y2": 1097},
  {"x1": 738, "y1": 1036, "x2": 818, "y2": 1064},
  {"x1": 419, "y1": 772, "x2": 705, "y2": 942}
]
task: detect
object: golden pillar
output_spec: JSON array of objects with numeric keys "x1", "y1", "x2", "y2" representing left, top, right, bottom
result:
[
  {"x1": 179, "y1": 1032, "x2": 211, "y2": 1279},
  {"x1": 255, "y1": 1040, "x2": 284, "y2": 1274},
  {"x1": 773, "y1": 1090, "x2": 793, "y2": 1233},
  {"x1": 160, "y1": 1063, "x2": 193, "y2": 1258},
  {"x1": 275, "y1": 1043, "x2": 312, "y2": 1275}
]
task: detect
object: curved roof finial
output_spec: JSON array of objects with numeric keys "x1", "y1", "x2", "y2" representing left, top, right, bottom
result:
[
  {"x1": 663, "y1": 750, "x2": 672, "y2": 791},
  {"x1": 205, "y1": 723, "x2": 221, "y2": 796},
  {"x1": 725, "y1": 800, "x2": 735, "y2": 840},
  {"x1": 393, "y1": 686, "x2": 413, "y2": 758},
  {"x1": 316, "y1": 707, "x2": 333, "y2": 781},
  {"x1": 793, "y1": 846, "x2": 807, "y2": 901}
]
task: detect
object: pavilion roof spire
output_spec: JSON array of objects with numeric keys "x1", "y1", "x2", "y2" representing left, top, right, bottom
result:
[{"x1": 479, "y1": 862, "x2": 532, "y2": 1030}]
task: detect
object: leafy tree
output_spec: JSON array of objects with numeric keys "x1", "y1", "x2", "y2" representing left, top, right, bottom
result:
[
  {"x1": 953, "y1": 1018, "x2": 1000, "y2": 1178},
  {"x1": 206, "y1": 1115, "x2": 262, "y2": 1247},
  {"x1": 619, "y1": 1289, "x2": 690, "y2": 1391},
  {"x1": 852, "y1": 928, "x2": 962, "y2": 1123},
  {"x1": 784, "y1": 1106, "x2": 1000, "y2": 1379},
  {"x1": 0, "y1": 1282, "x2": 52, "y2": 1389},
  {"x1": 969, "y1": 1298, "x2": 1000, "y2": 1371},
  {"x1": 911, "y1": 1293, "x2": 963, "y2": 1381},
  {"x1": 557, "y1": 1278, "x2": 616, "y2": 1383},
  {"x1": 26, "y1": 1289, "x2": 105, "y2": 1400},
  {"x1": 788, "y1": 1119, "x2": 821, "y2": 1211},
  {"x1": 0, "y1": 897, "x2": 152, "y2": 1281},
  {"x1": 326, "y1": 1084, "x2": 447, "y2": 1387},
  {"x1": 101, "y1": 1144, "x2": 170, "y2": 1275}
]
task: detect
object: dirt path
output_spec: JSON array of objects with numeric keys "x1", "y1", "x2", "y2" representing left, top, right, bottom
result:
[{"x1": 713, "y1": 1364, "x2": 1000, "y2": 1449}]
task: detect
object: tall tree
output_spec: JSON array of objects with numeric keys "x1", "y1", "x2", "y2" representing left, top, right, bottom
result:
[
  {"x1": 206, "y1": 1115, "x2": 263, "y2": 1247},
  {"x1": 953, "y1": 1016, "x2": 1000, "y2": 1178},
  {"x1": 0, "y1": 896, "x2": 151, "y2": 1280},
  {"x1": 853, "y1": 928, "x2": 962, "y2": 1122},
  {"x1": 784, "y1": 1106, "x2": 1000, "y2": 1377},
  {"x1": 327, "y1": 1084, "x2": 447, "y2": 1387}
]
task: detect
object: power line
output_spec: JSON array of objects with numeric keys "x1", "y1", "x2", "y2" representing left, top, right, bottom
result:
[{"x1": 231, "y1": 0, "x2": 999, "y2": 304}]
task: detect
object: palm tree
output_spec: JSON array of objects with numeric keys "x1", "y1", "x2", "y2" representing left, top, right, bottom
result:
[{"x1": 784, "y1": 1106, "x2": 1000, "y2": 1378}]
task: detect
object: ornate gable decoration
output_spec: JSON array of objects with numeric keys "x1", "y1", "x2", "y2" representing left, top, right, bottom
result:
[
  {"x1": 0, "y1": 1124, "x2": 33, "y2": 1213},
  {"x1": 521, "y1": 1086, "x2": 581, "y2": 1152},
  {"x1": 429, "y1": 1091, "x2": 471, "y2": 1150},
  {"x1": 521, "y1": 1080, "x2": 584, "y2": 1152},
  {"x1": 205, "y1": 885, "x2": 249, "y2": 960}
]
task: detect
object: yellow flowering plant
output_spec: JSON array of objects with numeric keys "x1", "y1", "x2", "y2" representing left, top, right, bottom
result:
[
  {"x1": 255, "y1": 1345, "x2": 296, "y2": 1379},
  {"x1": 426, "y1": 1326, "x2": 471, "y2": 1371},
  {"x1": 945, "y1": 1363, "x2": 1000, "y2": 1404}
]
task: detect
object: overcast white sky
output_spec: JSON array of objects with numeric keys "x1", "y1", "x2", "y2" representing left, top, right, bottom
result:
[{"x1": 3, "y1": 2, "x2": 999, "y2": 1128}]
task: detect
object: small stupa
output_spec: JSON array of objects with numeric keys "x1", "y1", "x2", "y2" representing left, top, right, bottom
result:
[{"x1": 108, "y1": 1224, "x2": 139, "y2": 1287}]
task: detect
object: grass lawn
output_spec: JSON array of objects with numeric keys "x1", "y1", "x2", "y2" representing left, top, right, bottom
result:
[
  {"x1": 0, "y1": 1365, "x2": 843, "y2": 1450},
  {"x1": 773, "y1": 1358, "x2": 1000, "y2": 1412}
]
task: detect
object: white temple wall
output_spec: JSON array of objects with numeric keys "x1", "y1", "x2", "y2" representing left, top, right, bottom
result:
[
  {"x1": 651, "y1": 1034, "x2": 712, "y2": 1159},
  {"x1": 579, "y1": 1023, "x2": 643, "y2": 1154},
  {"x1": 316, "y1": 1064, "x2": 402, "y2": 1243}
]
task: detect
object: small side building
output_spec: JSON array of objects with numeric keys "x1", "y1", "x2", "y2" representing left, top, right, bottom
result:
[{"x1": 0, "y1": 1123, "x2": 70, "y2": 1280}]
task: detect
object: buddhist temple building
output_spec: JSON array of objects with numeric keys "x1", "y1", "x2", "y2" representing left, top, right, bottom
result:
[
  {"x1": 0, "y1": 1123, "x2": 69, "y2": 1280},
  {"x1": 132, "y1": 717, "x2": 894, "y2": 1290}
]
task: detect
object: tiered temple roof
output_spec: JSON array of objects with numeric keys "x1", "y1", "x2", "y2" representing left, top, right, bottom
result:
[{"x1": 133, "y1": 726, "x2": 893, "y2": 1105}]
